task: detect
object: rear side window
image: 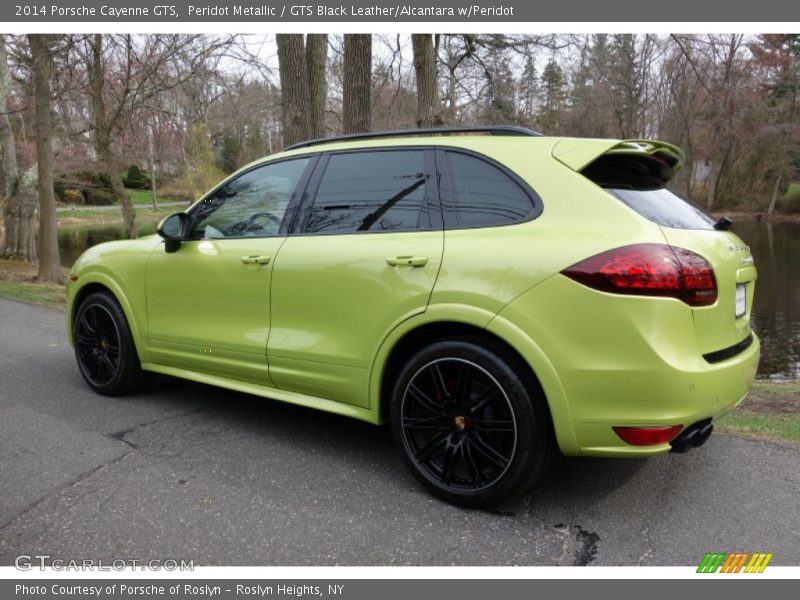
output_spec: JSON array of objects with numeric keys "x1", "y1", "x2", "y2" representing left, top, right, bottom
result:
[
  {"x1": 582, "y1": 154, "x2": 715, "y2": 230},
  {"x1": 444, "y1": 151, "x2": 535, "y2": 228},
  {"x1": 607, "y1": 188, "x2": 715, "y2": 230},
  {"x1": 304, "y1": 150, "x2": 429, "y2": 234}
]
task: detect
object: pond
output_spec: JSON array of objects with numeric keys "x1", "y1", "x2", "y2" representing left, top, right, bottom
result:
[
  {"x1": 58, "y1": 221, "x2": 800, "y2": 381},
  {"x1": 734, "y1": 222, "x2": 800, "y2": 382}
]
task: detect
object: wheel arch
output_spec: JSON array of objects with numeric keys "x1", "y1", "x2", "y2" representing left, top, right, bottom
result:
[
  {"x1": 371, "y1": 313, "x2": 578, "y2": 455},
  {"x1": 68, "y1": 273, "x2": 148, "y2": 362}
]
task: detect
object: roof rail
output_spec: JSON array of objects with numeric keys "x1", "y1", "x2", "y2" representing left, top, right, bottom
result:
[{"x1": 284, "y1": 125, "x2": 542, "y2": 151}]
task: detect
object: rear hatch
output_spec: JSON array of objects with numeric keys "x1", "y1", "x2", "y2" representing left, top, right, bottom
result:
[{"x1": 554, "y1": 138, "x2": 756, "y2": 358}]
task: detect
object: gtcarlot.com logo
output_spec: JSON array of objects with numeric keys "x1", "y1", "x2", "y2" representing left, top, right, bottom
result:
[
  {"x1": 697, "y1": 552, "x2": 773, "y2": 573},
  {"x1": 14, "y1": 554, "x2": 194, "y2": 571}
]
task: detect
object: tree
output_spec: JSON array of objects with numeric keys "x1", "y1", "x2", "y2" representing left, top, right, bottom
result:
[
  {"x1": 1, "y1": 34, "x2": 38, "y2": 262},
  {"x1": 276, "y1": 34, "x2": 310, "y2": 147},
  {"x1": 306, "y1": 34, "x2": 328, "y2": 139},
  {"x1": 343, "y1": 34, "x2": 372, "y2": 134},
  {"x1": 538, "y1": 59, "x2": 567, "y2": 133},
  {"x1": 518, "y1": 55, "x2": 539, "y2": 125},
  {"x1": 88, "y1": 34, "x2": 137, "y2": 238},
  {"x1": 276, "y1": 34, "x2": 328, "y2": 145},
  {"x1": 412, "y1": 34, "x2": 440, "y2": 127},
  {"x1": 27, "y1": 34, "x2": 62, "y2": 283},
  {"x1": 752, "y1": 34, "x2": 800, "y2": 217}
]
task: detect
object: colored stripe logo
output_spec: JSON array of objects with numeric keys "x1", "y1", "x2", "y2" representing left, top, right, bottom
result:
[{"x1": 697, "y1": 552, "x2": 773, "y2": 573}]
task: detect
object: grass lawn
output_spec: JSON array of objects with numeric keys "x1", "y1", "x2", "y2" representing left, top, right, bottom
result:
[
  {"x1": 0, "y1": 259, "x2": 66, "y2": 309},
  {"x1": 716, "y1": 381, "x2": 800, "y2": 445},
  {"x1": 127, "y1": 189, "x2": 187, "y2": 206},
  {"x1": 57, "y1": 204, "x2": 178, "y2": 227}
]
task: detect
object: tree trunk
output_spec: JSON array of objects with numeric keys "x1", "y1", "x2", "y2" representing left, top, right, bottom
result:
[
  {"x1": 305, "y1": 34, "x2": 328, "y2": 140},
  {"x1": 149, "y1": 126, "x2": 158, "y2": 210},
  {"x1": 0, "y1": 33, "x2": 30, "y2": 259},
  {"x1": 89, "y1": 34, "x2": 136, "y2": 238},
  {"x1": 705, "y1": 148, "x2": 729, "y2": 211},
  {"x1": 27, "y1": 34, "x2": 62, "y2": 283},
  {"x1": 0, "y1": 34, "x2": 18, "y2": 203},
  {"x1": 276, "y1": 34, "x2": 310, "y2": 147},
  {"x1": 766, "y1": 170, "x2": 783, "y2": 219},
  {"x1": 3, "y1": 166, "x2": 38, "y2": 261},
  {"x1": 412, "y1": 34, "x2": 440, "y2": 128},
  {"x1": 343, "y1": 34, "x2": 372, "y2": 134}
]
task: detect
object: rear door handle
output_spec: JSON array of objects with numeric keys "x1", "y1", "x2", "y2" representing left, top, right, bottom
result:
[
  {"x1": 386, "y1": 255, "x2": 428, "y2": 267},
  {"x1": 241, "y1": 255, "x2": 271, "y2": 265}
]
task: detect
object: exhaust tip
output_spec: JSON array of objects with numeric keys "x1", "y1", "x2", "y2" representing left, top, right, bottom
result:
[
  {"x1": 670, "y1": 419, "x2": 713, "y2": 453},
  {"x1": 695, "y1": 423, "x2": 714, "y2": 447}
]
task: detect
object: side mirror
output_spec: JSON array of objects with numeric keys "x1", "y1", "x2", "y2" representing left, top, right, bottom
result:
[{"x1": 157, "y1": 213, "x2": 188, "y2": 254}]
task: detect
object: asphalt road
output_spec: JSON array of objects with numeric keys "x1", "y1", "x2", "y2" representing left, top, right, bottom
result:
[{"x1": 1, "y1": 297, "x2": 798, "y2": 566}]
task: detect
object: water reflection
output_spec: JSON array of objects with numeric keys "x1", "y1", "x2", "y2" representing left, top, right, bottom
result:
[
  {"x1": 58, "y1": 220, "x2": 800, "y2": 381},
  {"x1": 734, "y1": 222, "x2": 800, "y2": 381},
  {"x1": 58, "y1": 223, "x2": 157, "y2": 267}
]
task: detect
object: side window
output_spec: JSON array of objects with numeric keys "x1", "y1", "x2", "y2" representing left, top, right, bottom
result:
[
  {"x1": 304, "y1": 150, "x2": 429, "y2": 234},
  {"x1": 445, "y1": 151, "x2": 535, "y2": 228},
  {"x1": 188, "y1": 157, "x2": 311, "y2": 239}
]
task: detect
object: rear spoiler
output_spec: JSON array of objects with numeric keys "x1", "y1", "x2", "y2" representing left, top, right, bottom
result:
[{"x1": 551, "y1": 138, "x2": 685, "y2": 173}]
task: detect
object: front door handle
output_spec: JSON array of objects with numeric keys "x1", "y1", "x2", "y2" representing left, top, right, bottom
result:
[
  {"x1": 241, "y1": 255, "x2": 271, "y2": 265},
  {"x1": 386, "y1": 255, "x2": 428, "y2": 267}
]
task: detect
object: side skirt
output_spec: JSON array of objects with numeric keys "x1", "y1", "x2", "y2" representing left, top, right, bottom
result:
[{"x1": 141, "y1": 362, "x2": 383, "y2": 425}]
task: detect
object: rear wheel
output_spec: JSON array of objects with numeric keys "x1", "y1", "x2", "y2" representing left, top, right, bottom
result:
[
  {"x1": 390, "y1": 339, "x2": 553, "y2": 507},
  {"x1": 73, "y1": 291, "x2": 145, "y2": 396}
]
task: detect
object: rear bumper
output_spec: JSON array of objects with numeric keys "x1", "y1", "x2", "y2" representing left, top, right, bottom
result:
[
  {"x1": 571, "y1": 334, "x2": 759, "y2": 457},
  {"x1": 493, "y1": 275, "x2": 761, "y2": 457}
]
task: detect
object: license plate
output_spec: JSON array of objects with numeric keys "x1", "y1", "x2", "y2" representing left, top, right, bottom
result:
[{"x1": 735, "y1": 284, "x2": 746, "y2": 318}]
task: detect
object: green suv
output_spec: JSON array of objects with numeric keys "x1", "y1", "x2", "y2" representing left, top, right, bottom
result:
[{"x1": 67, "y1": 126, "x2": 759, "y2": 507}]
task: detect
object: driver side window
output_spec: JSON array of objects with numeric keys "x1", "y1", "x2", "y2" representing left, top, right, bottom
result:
[{"x1": 188, "y1": 157, "x2": 311, "y2": 239}]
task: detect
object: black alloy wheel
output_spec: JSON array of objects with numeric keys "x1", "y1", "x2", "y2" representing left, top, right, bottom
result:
[
  {"x1": 400, "y1": 358, "x2": 517, "y2": 492},
  {"x1": 73, "y1": 291, "x2": 146, "y2": 395},
  {"x1": 75, "y1": 303, "x2": 121, "y2": 386},
  {"x1": 391, "y1": 339, "x2": 553, "y2": 508}
]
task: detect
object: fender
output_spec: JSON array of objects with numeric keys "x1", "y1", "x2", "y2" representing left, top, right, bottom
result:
[
  {"x1": 367, "y1": 303, "x2": 580, "y2": 455},
  {"x1": 367, "y1": 303, "x2": 496, "y2": 416},
  {"x1": 67, "y1": 270, "x2": 150, "y2": 363},
  {"x1": 485, "y1": 313, "x2": 579, "y2": 455}
]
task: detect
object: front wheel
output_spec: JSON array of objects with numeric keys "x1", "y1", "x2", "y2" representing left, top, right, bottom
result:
[
  {"x1": 73, "y1": 291, "x2": 146, "y2": 396},
  {"x1": 390, "y1": 339, "x2": 553, "y2": 508}
]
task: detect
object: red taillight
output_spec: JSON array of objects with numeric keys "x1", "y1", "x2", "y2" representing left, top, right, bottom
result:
[
  {"x1": 613, "y1": 425, "x2": 683, "y2": 446},
  {"x1": 562, "y1": 244, "x2": 717, "y2": 307}
]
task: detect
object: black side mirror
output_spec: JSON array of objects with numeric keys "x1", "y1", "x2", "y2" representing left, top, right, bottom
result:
[{"x1": 157, "y1": 213, "x2": 188, "y2": 253}]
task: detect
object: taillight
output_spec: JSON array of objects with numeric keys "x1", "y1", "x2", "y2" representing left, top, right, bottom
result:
[{"x1": 562, "y1": 244, "x2": 717, "y2": 307}]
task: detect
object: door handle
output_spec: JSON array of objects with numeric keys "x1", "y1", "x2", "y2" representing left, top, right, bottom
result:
[
  {"x1": 241, "y1": 255, "x2": 271, "y2": 265},
  {"x1": 386, "y1": 255, "x2": 428, "y2": 267}
]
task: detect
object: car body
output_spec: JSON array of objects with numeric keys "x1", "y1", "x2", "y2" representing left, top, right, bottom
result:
[{"x1": 67, "y1": 127, "x2": 759, "y2": 506}]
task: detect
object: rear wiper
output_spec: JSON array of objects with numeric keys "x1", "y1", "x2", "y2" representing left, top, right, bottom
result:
[{"x1": 713, "y1": 216, "x2": 733, "y2": 231}]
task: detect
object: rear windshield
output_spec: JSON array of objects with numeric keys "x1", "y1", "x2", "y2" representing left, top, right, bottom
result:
[
  {"x1": 607, "y1": 188, "x2": 716, "y2": 230},
  {"x1": 581, "y1": 154, "x2": 715, "y2": 230}
]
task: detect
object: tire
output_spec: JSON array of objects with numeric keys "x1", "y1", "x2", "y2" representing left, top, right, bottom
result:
[
  {"x1": 73, "y1": 291, "x2": 146, "y2": 396},
  {"x1": 390, "y1": 338, "x2": 554, "y2": 508}
]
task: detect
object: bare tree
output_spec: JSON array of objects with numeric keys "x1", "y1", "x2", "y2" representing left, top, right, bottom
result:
[
  {"x1": 0, "y1": 34, "x2": 36, "y2": 261},
  {"x1": 88, "y1": 34, "x2": 137, "y2": 238},
  {"x1": 343, "y1": 34, "x2": 372, "y2": 134},
  {"x1": 412, "y1": 34, "x2": 441, "y2": 127},
  {"x1": 276, "y1": 34, "x2": 310, "y2": 147},
  {"x1": 306, "y1": 34, "x2": 328, "y2": 139},
  {"x1": 27, "y1": 34, "x2": 62, "y2": 283}
]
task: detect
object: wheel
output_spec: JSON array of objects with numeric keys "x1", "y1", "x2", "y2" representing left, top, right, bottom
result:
[
  {"x1": 390, "y1": 338, "x2": 553, "y2": 508},
  {"x1": 73, "y1": 291, "x2": 146, "y2": 396}
]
